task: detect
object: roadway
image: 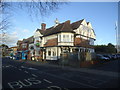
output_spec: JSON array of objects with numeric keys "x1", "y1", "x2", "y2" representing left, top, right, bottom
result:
[{"x1": 2, "y1": 57, "x2": 120, "y2": 89}]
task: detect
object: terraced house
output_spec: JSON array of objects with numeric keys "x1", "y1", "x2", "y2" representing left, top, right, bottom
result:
[
  {"x1": 32, "y1": 19, "x2": 96, "y2": 61},
  {"x1": 17, "y1": 36, "x2": 34, "y2": 60}
]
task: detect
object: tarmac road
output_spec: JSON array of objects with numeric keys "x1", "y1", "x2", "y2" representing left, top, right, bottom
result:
[{"x1": 2, "y1": 57, "x2": 120, "y2": 89}]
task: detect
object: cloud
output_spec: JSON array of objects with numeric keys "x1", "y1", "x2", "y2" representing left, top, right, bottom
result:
[
  {"x1": 0, "y1": 32, "x2": 19, "y2": 47},
  {"x1": 22, "y1": 29, "x2": 29, "y2": 33},
  {"x1": 12, "y1": 31, "x2": 18, "y2": 35},
  {"x1": 94, "y1": 39, "x2": 103, "y2": 45},
  {"x1": 1, "y1": 27, "x2": 32, "y2": 47}
]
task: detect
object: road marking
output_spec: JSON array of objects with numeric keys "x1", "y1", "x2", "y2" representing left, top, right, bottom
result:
[
  {"x1": 38, "y1": 71, "x2": 98, "y2": 88},
  {"x1": 24, "y1": 71, "x2": 29, "y2": 73},
  {"x1": 14, "y1": 67, "x2": 17, "y2": 68},
  {"x1": 18, "y1": 80, "x2": 32, "y2": 87},
  {"x1": 8, "y1": 78, "x2": 42, "y2": 89},
  {"x1": 10, "y1": 65, "x2": 14, "y2": 67},
  {"x1": 3, "y1": 66, "x2": 9, "y2": 68},
  {"x1": 8, "y1": 81, "x2": 23, "y2": 89},
  {"x1": 47, "y1": 86, "x2": 61, "y2": 90},
  {"x1": 43, "y1": 79, "x2": 52, "y2": 84},
  {"x1": 19, "y1": 69, "x2": 22, "y2": 71},
  {"x1": 21, "y1": 66, "x2": 27, "y2": 68},
  {"x1": 28, "y1": 68, "x2": 38, "y2": 70},
  {"x1": 31, "y1": 74, "x2": 38, "y2": 77},
  {"x1": 47, "y1": 86, "x2": 69, "y2": 90},
  {"x1": 96, "y1": 80, "x2": 111, "y2": 85},
  {"x1": 75, "y1": 74, "x2": 106, "y2": 82}
]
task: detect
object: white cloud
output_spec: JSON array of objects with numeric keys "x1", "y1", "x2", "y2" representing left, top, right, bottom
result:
[
  {"x1": 12, "y1": 31, "x2": 18, "y2": 35},
  {"x1": 94, "y1": 39, "x2": 103, "y2": 45},
  {"x1": 22, "y1": 29, "x2": 29, "y2": 33},
  {"x1": 1, "y1": 27, "x2": 32, "y2": 47},
  {"x1": 0, "y1": 32, "x2": 19, "y2": 47}
]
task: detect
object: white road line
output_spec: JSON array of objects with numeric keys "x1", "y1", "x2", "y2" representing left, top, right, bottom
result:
[
  {"x1": 38, "y1": 71, "x2": 98, "y2": 88},
  {"x1": 24, "y1": 71, "x2": 29, "y2": 73},
  {"x1": 5, "y1": 66, "x2": 8, "y2": 68},
  {"x1": 21, "y1": 66, "x2": 26, "y2": 68},
  {"x1": 43, "y1": 79, "x2": 52, "y2": 84},
  {"x1": 28, "y1": 68, "x2": 38, "y2": 70},
  {"x1": 19, "y1": 69, "x2": 22, "y2": 71},
  {"x1": 31, "y1": 74, "x2": 38, "y2": 77},
  {"x1": 75, "y1": 74, "x2": 106, "y2": 82},
  {"x1": 96, "y1": 80, "x2": 111, "y2": 85}
]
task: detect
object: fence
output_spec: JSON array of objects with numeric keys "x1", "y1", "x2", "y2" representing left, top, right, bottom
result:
[{"x1": 59, "y1": 52, "x2": 96, "y2": 68}]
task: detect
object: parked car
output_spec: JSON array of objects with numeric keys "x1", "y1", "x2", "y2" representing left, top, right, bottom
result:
[
  {"x1": 5, "y1": 56, "x2": 11, "y2": 59},
  {"x1": 96, "y1": 54, "x2": 109, "y2": 61},
  {"x1": 103, "y1": 54, "x2": 112, "y2": 60},
  {"x1": 111, "y1": 54, "x2": 117, "y2": 60},
  {"x1": 116, "y1": 54, "x2": 120, "y2": 59}
]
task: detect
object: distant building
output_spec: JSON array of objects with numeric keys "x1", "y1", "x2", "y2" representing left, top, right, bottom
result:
[
  {"x1": 17, "y1": 36, "x2": 34, "y2": 60},
  {"x1": 9, "y1": 46, "x2": 17, "y2": 55},
  {"x1": 0, "y1": 44, "x2": 9, "y2": 56}
]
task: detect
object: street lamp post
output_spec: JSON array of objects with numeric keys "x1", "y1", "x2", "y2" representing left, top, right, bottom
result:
[{"x1": 115, "y1": 21, "x2": 118, "y2": 53}]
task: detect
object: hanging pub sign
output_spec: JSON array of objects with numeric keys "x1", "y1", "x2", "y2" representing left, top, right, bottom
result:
[
  {"x1": 36, "y1": 40, "x2": 40, "y2": 47},
  {"x1": 36, "y1": 43, "x2": 40, "y2": 47}
]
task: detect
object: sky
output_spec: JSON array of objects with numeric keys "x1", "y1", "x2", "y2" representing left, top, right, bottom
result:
[{"x1": 4, "y1": 2, "x2": 118, "y2": 47}]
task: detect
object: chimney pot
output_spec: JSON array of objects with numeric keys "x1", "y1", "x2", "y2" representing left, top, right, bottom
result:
[{"x1": 41, "y1": 23, "x2": 46, "y2": 30}]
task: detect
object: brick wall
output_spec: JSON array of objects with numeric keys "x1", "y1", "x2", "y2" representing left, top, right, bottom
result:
[
  {"x1": 17, "y1": 43, "x2": 29, "y2": 51},
  {"x1": 74, "y1": 37, "x2": 94, "y2": 48},
  {"x1": 44, "y1": 38, "x2": 58, "y2": 47}
]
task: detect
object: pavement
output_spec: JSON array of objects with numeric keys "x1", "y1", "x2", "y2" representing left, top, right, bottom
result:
[{"x1": 2, "y1": 57, "x2": 120, "y2": 89}]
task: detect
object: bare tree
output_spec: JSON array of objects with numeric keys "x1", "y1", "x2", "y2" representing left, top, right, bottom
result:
[
  {"x1": 0, "y1": 0, "x2": 66, "y2": 31},
  {"x1": 0, "y1": 0, "x2": 66, "y2": 45},
  {"x1": 0, "y1": 0, "x2": 11, "y2": 33}
]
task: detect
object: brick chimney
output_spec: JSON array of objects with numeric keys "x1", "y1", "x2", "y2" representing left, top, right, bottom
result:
[
  {"x1": 65, "y1": 20, "x2": 70, "y2": 24},
  {"x1": 41, "y1": 23, "x2": 46, "y2": 30}
]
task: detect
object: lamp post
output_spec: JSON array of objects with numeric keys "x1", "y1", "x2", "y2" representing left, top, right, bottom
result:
[{"x1": 115, "y1": 21, "x2": 118, "y2": 53}]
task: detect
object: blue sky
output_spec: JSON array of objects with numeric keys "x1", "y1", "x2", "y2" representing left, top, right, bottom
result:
[{"x1": 7, "y1": 2, "x2": 118, "y2": 46}]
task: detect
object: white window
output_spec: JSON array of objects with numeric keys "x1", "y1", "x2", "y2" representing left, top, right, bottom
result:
[
  {"x1": 22, "y1": 43, "x2": 27, "y2": 48},
  {"x1": 89, "y1": 39, "x2": 94, "y2": 45},
  {"x1": 62, "y1": 35, "x2": 69, "y2": 42},
  {"x1": 53, "y1": 51, "x2": 56, "y2": 56},
  {"x1": 48, "y1": 51, "x2": 51, "y2": 56},
  {"x1": 58, "y1": 35, "x2": 61, "y2": 42},
  {"x1": 66, "y1": 35, "x2": 69, "y2": 42},
  {"x1": 63, "y1": 35, "x2": 65, "y2": 41},
  {"x1": 71, "y1": 35, "x2": 74, "y2": 42}
]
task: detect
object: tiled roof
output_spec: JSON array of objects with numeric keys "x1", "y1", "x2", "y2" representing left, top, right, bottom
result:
[
  {"x1": 38, "y1": 20, "x2": 75, "y2": 37},
  {"x1": 23, "y1": 36, "x2": 34, "y2": 43},
  {"x1": 28, "y1": 36, "x2": 34, "y2": 44},
  {"x1": 17, "y1": 40, "x2": 22, "y2": 45},
  {"x1": 71, "y1": 19, "x2": 84, "y2": 30}
]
